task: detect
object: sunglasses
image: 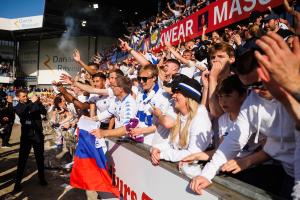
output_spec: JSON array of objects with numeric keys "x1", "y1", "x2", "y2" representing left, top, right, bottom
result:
[
  {"x1": 137, "y1": 76, "x2": 153, "y2": 82},
  {"x1": 171, "y1": 87, "x2": 181, "y2": 94},
  {"x1": 246, "y1": 81, "x2": 265, "y2": 90},
  {"x1": 171, "y1": 73, "x2": 181, "y2": 79}
]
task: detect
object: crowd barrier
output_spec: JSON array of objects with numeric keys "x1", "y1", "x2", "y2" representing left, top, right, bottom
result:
[{"x1": 106, "y1": 139, "x2": 279, "y2": 200}]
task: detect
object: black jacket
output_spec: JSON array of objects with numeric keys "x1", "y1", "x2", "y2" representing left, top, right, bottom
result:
[
  {"x1": 0, "y1": 102, "x2": 15, "y2": 125},
  {"x1": 15, "y1": 100, "x2": 47, "y2": 138}
]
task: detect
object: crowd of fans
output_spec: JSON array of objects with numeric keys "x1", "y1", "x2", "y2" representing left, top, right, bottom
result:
[
  {"x1": 2, "y1": 0, "x2": 300, "y2": 199},
  {"x1": 40, "y1": 0, "x2": 300, "y2": 199},
  {"x1": 122, "y1": 0, "x2": 211, "y2": 50},
  {"x1": 0, "y1": 61, "x2": 13, "y2": 77}
]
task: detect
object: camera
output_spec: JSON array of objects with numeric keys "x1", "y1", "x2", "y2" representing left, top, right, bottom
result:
[{"x1": 193, "y1": 44, "x2": 209, "y2": 62}]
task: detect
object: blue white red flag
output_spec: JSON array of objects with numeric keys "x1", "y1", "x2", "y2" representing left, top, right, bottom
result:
[{"x1": 70, "y1": 128, "x2": 120, "y2": 197}]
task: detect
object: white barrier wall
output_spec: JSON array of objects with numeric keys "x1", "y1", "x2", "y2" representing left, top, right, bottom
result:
[{"x1": 107, "y1": 140, "x2": 218, "y2": 200}]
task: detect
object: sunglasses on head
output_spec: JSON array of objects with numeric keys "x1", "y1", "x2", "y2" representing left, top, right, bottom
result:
[
  {"x1": 137, "y1": 76, "x2": 153, "y2": 82},
  {"x1": 246, "y1": 81, "x2": 265, "y2": 90}
]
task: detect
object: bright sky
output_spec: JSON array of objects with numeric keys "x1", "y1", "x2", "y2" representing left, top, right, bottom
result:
[{"x1": 0, "y1": 0, "x2": 45, "y2": 19}]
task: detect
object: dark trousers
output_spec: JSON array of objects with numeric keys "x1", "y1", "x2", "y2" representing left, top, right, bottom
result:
[
  {"x1": 229, "y1": 163, "x2": 294, "y2": 199},
  {"x1": 15, "y1": 136, "x2": 45, "y2": 185},
  {"x1": 1, "y1": 123, "x2": 12, "y2": 146}
]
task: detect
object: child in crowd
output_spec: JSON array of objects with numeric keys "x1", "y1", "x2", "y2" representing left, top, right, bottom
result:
[{"x1": 180, "y1": 75, "x2": 266, "y2": 174}]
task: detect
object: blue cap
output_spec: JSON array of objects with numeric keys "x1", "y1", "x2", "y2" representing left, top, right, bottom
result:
[{"x1": 263, "y1": 14, "x2": 279, "y2": 22}]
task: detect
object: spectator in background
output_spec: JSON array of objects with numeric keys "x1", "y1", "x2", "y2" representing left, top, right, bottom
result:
[
  {"x1": 262, "y1": 14, "x2": 294, "y2": 39},
  {"x1": 249, "y1": 10, "x2": 263, "y2": 26},
  {"x1": 165, "y1": 42, "x2": 197, "y2": 79},
  {"x1": 167, "y1": 2, "x2": 182, "y2": 19},
  {"x1": 0, "y1": 91, "x2": 15, "y2": 148}
]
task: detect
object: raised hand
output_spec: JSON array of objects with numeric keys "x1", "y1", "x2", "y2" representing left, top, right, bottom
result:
[
  {"x1": 92, "y1": 52, "x2": 102, "y2": 64},
  {"x1": 284, "y1": 0, "x2": 300, "y2": 35},
  {"x1": 52, "y1": 80, "x2": 62, "y2": 87},
  {"x1": 73, "y1": 49, "x2": 81, "y2": 62},
  {"x1": 60, "y1": 73, "x2": 74, "y2": 85},
  {"x1": 118, "y1": 38, "x2": 131, "y2": 52},
  {"x1": 255, "y1": 32, "x2": 300, "y2": 95}
]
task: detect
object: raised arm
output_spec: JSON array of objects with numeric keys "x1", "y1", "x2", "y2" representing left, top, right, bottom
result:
[
  {"x1": 57, "y1": 85, "x2": 89, "y2": 110},
  {"x1": 167, "y1": 2, "x2": 175, "y2": 13},
  {"x1": 201, "y1": 70, "x2": 209, "y2": 107},
  {"x1": 74, "y1": 81, "x2": 109, "y2": 96},
  {"x1": 165, "y1": 42, "x2": 190, "y2": 65},
  {"x1": 208, "y1": 62, "x2": 225, "y2": 118},
  {"x1": 119, "y1": 38, "x2": 150, "y2": 67},
  {"x1": 73, "y1": 49, "x2": 98, "y2": 75},
  {"x1": 60, "y1": 73, "x2": 109, "y2": 96}
]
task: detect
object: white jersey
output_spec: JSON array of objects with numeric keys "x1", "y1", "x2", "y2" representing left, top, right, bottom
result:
[
  {"x1": 88, "y1": 94, "x2": 111, "y2": 124},
  {"x1": 135, "y1": 84, "x2": 172, "y2": 145},
  {"x1": 98, "y1": 94, "x2": 137, "y2": 128},
  {"x1": 179, "y1": 60, "x2": 196, "y2": 78}
]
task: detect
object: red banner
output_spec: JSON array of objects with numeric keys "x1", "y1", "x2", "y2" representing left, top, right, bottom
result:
[{"x1": 153, "y1": 0, "x2": 283, "y2": 51}]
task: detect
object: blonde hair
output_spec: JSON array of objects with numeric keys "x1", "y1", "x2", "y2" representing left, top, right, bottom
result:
[
  {"x1": 170, "y1": 98, "x2": 199, "y2": 148},
  {"x1": 248, "y1": 24, "x2": 262, "y2": 38}
]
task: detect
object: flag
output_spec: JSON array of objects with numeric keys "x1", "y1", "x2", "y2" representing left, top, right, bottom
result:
[{"x1": 70, "y1": 129, "x2": 120, "y2": 198}]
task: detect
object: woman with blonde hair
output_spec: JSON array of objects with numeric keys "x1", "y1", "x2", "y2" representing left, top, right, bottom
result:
[{"x1": 151, "y1": 76, "x2": 213, "y2": 165}]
